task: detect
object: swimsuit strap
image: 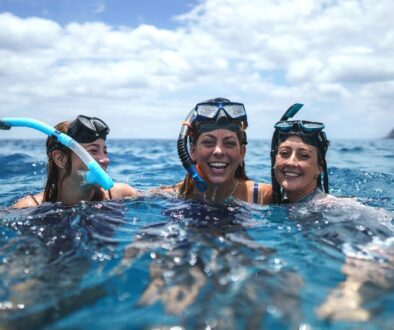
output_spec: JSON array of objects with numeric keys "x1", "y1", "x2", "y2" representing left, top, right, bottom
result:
[
  {"x1": 108, "y1": 188, "x2": 112, "y2": 200},
  {"x1": 30, "y1": 195, "x2": 40, "y2": 206},
  {"x1": 253, "y1": 182, "x2": 259, "y2": 204}
]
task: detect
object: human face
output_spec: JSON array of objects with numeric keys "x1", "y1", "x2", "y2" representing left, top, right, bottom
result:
[
  {"x1": 191, "y1": 129, "x2": 245, "y2": 185},
  {"x1": 70, "y1": 138, "x2": 110, "y2": 183},
  {"x1": 274, "y1": 135, "x2": 322, "y2": 201}
]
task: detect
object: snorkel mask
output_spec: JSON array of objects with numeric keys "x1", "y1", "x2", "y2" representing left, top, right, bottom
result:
[
  {"x1": 0, "y1": 116, "x2": 114, "y2": 190},
  {"x1": 177, "y1": 98, "x2": 248, "y2": 192},
  {"x1": 48, "y1": 115, "x2": 110, "y2": 152},
  {"x1": 270, "y1": 104, "x2": 330, "y2": 203}
]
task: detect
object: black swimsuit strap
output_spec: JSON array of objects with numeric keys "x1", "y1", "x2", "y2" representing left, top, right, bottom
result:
[
  {"x1": 30, "y1": 195, "x2": 40, "y2": 206},
  {"x1": 253, "y1": 182, "x2": 259, "y2": 203}
]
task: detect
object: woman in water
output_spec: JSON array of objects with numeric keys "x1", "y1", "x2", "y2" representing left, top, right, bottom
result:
[
  {"x1": 162, "y1": 97, "x2": 272, "y2": 204},
  {"x1": 270, "y1": 105, "x2": 330, "y2": 204},
  {"x1": 12, "y1": 115, "x2": 138, "y2": 208}
]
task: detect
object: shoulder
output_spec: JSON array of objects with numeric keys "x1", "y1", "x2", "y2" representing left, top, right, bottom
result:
[
  {"x1": 238, "y1": 180, "x2": 272, "y2": 204},
  {"x1": 109, "y1": 183, "x2": 139, "y2": 199},
  {"x1": 243, "y1": 181, "x2": 272, "y2": 204},
  {"x1": 258, "y1": 183, "x2": 273, "y2": 204},
  {"x1": 148, "y1": 181, "x2": 182, "y2": 196},
  {"x1": 12, "y1": 192, "x2": 43, "y2": 208}
]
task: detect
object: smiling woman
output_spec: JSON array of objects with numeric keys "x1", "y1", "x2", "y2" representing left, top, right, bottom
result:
[
  {"x1": 157, "y1": 97, "x2": 272, "y2": 204},
  {"x1": 12, "y1": 115, "x2": 138, "y2": 208},
  {"x1": 271, "y1": 105, "x2": 330, "y2": 204}
]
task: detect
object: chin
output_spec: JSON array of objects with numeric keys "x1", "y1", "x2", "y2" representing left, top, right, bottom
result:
[{"x1": 206, "y1": 176, "x2": 229, "y2": 185}]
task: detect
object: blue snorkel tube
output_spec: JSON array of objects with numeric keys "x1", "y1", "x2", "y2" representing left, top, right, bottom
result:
[
  {"x1": 0, "y1": 118, "x2": 114, "y2": 190},
  {"x1": 177, "y1": 110, "x2": 207, "y2": 192}
]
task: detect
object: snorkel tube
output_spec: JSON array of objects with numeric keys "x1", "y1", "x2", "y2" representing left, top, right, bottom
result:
[
  {"x1": 177, "y1": 109, "x2": 207, "y2": 192},
  {"x1": 0, "y1": 118, "x2": 114, "y2": 190},
  {"x1": 271, "y1": 103, "x2": 303, "y2": 204}
]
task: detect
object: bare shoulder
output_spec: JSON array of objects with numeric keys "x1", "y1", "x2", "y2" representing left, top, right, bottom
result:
[
  {"x1": 110, "y1": 183, "x2": 139, "y2": 199},
  {"x1": 12, "y1": 192, "x2": 43, "y2": 208},
  {"x1": 148, "y1": 181, "x2": 182, "y2": 196},
  {"x1": 259, "y1": 183, "x2": 273, "y2": 204}
]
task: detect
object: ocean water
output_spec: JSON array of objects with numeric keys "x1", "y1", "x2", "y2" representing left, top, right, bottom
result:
[{"x1": 0, "y1": 138, "x2": 393, "y2": 330}]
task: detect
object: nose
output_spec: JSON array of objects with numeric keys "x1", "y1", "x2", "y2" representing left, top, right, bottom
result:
[
  {"x1": 287, "y1": 151, "x2": 298, "y2": 165},
  {"x1": 212, "y1": 143, "x2": 224, "y2": 155},
  {"x1": 96, "y1": 153, "x2": 110, "y2": 169}
]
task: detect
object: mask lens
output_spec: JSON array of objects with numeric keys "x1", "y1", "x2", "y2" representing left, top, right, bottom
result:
[
  {"x1": 195, "y1": 104, "x2": 219, "y2": 118},
  {"x1": 300, "y1": 121, "x2": 324, "y2": 133},
  {"x1": 91, "y1": 117, "x2": 109, "y2": 135},
  {"x1": 223, "y1": 104, "x2": 246, "y2": 119},
  {"x1": 274, "y1": 121, "x2": 293, "y2": 131},
  {"x1": 77, "y1": 115, "x2": 96, "y2": 132}
]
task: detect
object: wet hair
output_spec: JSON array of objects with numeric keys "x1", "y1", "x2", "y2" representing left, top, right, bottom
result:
[
  {"x1": 43, "y1": 121, "x2": 73, "y2": 202},
  {"x1": 179, "y1": 125, "x2": 249, "y2": 198}
]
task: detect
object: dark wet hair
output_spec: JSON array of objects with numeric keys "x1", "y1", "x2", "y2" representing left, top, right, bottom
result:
[{"x1": 43, "y1": 121, "x2": 73, "y2": 202}]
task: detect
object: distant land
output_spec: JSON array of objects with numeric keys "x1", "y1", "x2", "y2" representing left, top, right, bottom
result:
[{"x1": 385, "y1": 128, "x2": 394, "y2": 139}]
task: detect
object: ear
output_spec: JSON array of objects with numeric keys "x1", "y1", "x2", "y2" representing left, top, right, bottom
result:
[
  {"x1": 190, "y1": 144, "x2": 197, "y2": 163},
  {"x1": 51, "y1": 150, "x2": 68, "y2": 169}
]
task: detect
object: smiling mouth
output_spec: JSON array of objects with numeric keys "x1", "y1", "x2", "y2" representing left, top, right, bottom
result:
[
  {"x1": 283, "y1": 170, "x2": 302, "y2": 178},
  {"x1": 208, "y1": 162, "x2": 228, "y2": 169}
]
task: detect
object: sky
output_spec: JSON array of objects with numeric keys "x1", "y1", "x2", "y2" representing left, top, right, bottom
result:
[{"x1": 0, "y1": 0, "x2": 393, "y2": 140}]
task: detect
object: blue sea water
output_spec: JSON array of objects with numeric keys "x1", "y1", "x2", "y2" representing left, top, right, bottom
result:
[{"x1": 0, "y1": 138, "x2": 393, "y2": 329}]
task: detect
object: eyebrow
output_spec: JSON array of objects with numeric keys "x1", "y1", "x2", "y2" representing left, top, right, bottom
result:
[
  {"x1": 202, "y1": 134, "x2": 236, "y2": 140},
  {"x1": 85, "y1": 143, "x2": 102, "y2": 148}
]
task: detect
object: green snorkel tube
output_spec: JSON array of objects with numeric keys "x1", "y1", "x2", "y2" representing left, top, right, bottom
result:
[
  {"x1": 271, "y1": 103, "x2": 303, "y2": 204},
  {"x1": 0, "y1": 117, "x2": 114, "y2": 190}
]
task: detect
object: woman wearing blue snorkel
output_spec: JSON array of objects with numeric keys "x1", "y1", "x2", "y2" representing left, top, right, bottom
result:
[
  {"x1": 12, "y1": 115, "x2": 138, "y2": 208},
  {"x1": 163, "y1": 97, "x2": 272, "y2": 204}
]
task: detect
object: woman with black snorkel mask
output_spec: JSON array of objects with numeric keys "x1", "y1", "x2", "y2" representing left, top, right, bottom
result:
[
  {"x1": 161, "y1": 97, "x2": 272, "y2": 204},
  {"x1": 13, "y1": 115, "x2": 138, "y2": 208},
  {"x1": 271, "y1": 104, "x2": 330, "y2": 204}
]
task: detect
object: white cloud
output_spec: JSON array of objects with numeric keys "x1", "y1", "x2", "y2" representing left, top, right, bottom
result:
[{"x1": 0, "y1": 0, "x2": 394, "y2": 140}]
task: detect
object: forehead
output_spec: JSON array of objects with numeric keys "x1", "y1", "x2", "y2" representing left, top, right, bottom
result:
[
  {"x1": 199, "y1": 128, "x2": 238, "y2": 139},
  {"x1": 279, "y1": 135, "x2": 317, "y2": 152},
  {"x1": 81, "y1": 138, "x2": 106, "y2": 148}
]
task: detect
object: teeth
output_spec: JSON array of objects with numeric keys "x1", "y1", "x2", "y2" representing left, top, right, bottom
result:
[
  {"x1": 209, "y1": 162, "x2": 227, "y2": 169},
  {"x1": 284, "y1": 171, "x2": 300, "y2": 177}
]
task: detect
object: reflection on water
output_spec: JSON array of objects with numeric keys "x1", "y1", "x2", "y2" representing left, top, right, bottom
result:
[
  {"x1": 0, "y1": 138, "x2": 393, "y2": 329},
  {"x1": 0, "y1": 196, "x2": 393, "y2": 329}
]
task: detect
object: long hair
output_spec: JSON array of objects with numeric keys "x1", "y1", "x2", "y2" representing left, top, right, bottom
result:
[
  {"x1": 43, "y1": 121, "x2": 73, "y2": 202},
  {"x1": 179, "y1": 128, "x2": 249, "y2": 198}
]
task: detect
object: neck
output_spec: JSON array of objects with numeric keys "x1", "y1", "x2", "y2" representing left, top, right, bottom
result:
[
  {"x1": 194, "y1": 179, "x2": 239, "y2": 203},
  {"x1": 57, "y1": 178, "x2": 97, "y2": 205},
  {"x1": 285, "y1": 185, "x2": 318, "y2": 203}
]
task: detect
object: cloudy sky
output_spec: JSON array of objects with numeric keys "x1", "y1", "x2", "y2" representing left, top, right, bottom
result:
[{"x1": 0, "y1": 0, "x2": 393, "y2": 139}]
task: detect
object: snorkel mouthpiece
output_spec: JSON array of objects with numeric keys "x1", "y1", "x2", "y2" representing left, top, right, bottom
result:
[{"x1": 0, "y1": 117, "x2": 114, "y2": 190}]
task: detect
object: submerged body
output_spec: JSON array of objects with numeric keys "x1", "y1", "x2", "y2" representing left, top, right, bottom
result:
[{"x1": 0, "y1": 138, "x2": 393, "y2": 329}]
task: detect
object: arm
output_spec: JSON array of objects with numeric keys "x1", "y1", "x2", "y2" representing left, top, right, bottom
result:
[
  {"x1": 109, "y1": 183, "x2": 139, "y2": 199},
  {"x1": 12, "y1": 193, "x2": 43, "y2": 208}
]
